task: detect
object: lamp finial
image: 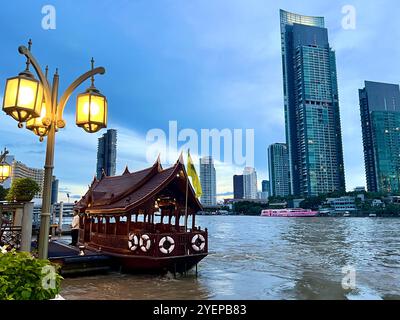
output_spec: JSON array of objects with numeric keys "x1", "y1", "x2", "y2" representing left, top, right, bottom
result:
[
  {"x1": 90, "y1": 57, "x2": 95, "y2": 88},
  {"x1": 25, "y1": 39, "x2": 33, "y2": 72}
]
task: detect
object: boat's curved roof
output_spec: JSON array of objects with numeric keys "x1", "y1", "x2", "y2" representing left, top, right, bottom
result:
[{"x1": 75, "y1": 155, "x2": 202, "y2": 215}]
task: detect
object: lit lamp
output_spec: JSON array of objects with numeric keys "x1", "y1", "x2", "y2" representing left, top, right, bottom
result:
[
  {"x1": 2, "y1": 41, "x2": 42, "y2": 127},
  {"x1": 26, "y1": 100, "x2": 48, "y2": 141},
  {"x1": 0, "y1": 162, "x2": 11, "y2": 183},
  {"x1": 76, "y1": 58, "x2": 107, "y2": 133},
  {"x1": 26, "y1": 67, "x2": 50, "y2": 141}
]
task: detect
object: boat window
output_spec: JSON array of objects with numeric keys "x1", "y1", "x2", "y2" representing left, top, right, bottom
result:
[
  {"x1": 120, "y1": 216, "x2": 127, "y2": 222},
  {"x1": 153, "y1": 214, "x2": 160, "y2": 224},
  {"x1": 109, "y1": 217, "x2": 116, "y2": 224}
]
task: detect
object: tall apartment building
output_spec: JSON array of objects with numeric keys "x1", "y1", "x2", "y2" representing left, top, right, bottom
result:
[
  {"x1": 280, "y1": 9, "x2": 345, "y2": 196},
  {"x1": 200, "y1": 156, "x2": 217, "y2": 206},
  {"x1": 268, "y1": 143, "x2": 290, "y2": 197},
  {"x1": 359, "y1": 81, "x2": 400, "y2": 193},
  {"x1": 243, "y1": 167, "x2": 258, "y2": 200}
]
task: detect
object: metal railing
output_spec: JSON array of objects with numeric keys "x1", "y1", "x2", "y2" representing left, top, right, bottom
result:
[{"x1": 0, "y1": 223, "x2": 22, "y2": 250}]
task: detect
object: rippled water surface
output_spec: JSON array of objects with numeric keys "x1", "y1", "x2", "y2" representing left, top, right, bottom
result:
[{"x1": 61, "y1": 216, "x2": 400, "y2": 300}]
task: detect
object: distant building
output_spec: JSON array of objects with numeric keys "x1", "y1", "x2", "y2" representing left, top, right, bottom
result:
[
  {"x1": 224, "y1": 198, "x2": 269, "y2": 207},
  {"x1": 52, "y1": 202, "x2": 75, "y2": 218},
  {"x1": 233, "y1": 175, "x2": 244, "y2": 199},
  {"x1": 371, "y1": 199, "x2": 384, "y2": 207},
  {"x1": 354, "y1": 186, "x2": 366, "y2": 193},
  {"x1": 288, "y1": 198, "x2": 305, "y2": 208},
  {"x1": 280, "y1": 9, "x2": 346, "y2": 196},
  {"x1": 34, "y1": 202, "x2": 76, "y2": 230},
  {"x1": 268, "y1": 143, "x2": 290, "y2": 197},
  {"x1": 262, "y1": 180, "x2": 270, "y2": 194},
  {"x1": 327, "y1": 196, "x2": 356, "y2": 212},
  {"x1": 257, "y1": 192, "x2": 269, "y2": 200},
  {"x1": 51, "y1": 176, "x2": 59, "y2": 205},
  {"x1": 200, "y1": 156, "x2": 217, "y2": 206},
  {"x1": 359, "y1": 81, "x2": 400, "y2": 193},
  {"x1": 2, "y1": 159, "x2": 45, "y2": 198},
  {"x1": 243, "y1": 167, "x2": 257, "y2": 200},
  {"x1": 96, "y1": 129, "x2": 117, "y2": 179}
]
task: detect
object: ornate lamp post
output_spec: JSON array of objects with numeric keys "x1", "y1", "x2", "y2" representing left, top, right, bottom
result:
[
  {"x1": 1, "y1": 40, "x2": 107, "y2": 259},
  {"x1": 0, "y1": 148, "x2": 11, "y2": 184}
]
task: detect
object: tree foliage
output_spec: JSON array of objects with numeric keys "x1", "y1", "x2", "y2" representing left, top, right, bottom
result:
[
  {"x1": 0, "y1": 186, "x2": 8, "y2": 201},
  {"x1": 6, "y1": 178, "x2": 40, "y2": 202},
  {"x1": 233, "y1": 201, "x2": 269, "y2": 215}
]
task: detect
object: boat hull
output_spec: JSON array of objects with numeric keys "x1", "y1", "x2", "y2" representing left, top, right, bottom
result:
[
  {"x1": 112, "y1": 252, "x2": 207, "y2": 273},
  {"x1": 83, "y1": 244, "x2": 207, "y2": 273}
]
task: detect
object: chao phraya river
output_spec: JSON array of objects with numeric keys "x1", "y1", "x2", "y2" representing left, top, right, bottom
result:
[{"x1": 61, "y1": 216, "x2": 400, "y2": 300}]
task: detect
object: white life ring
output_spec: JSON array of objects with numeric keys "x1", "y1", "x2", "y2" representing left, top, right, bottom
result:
[
  {"x1": 191, "y1": 234, "x2": 206, "y2": 252},
  {"x1": 159, "y1": 236, "x2": 175, "y2": 254},
  {"x1": 139, "y1": 234, "x2": 152, "y2": 252},
  {"x1": 128, "y1": 233, "x2": 139, "y2": 251}
]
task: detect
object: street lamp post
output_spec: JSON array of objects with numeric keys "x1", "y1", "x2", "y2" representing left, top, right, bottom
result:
[{"x1": 1, "y1": 40, "x2": 108, "y2": 259}]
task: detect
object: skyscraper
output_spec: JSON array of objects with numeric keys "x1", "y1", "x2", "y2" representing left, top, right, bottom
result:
[
  {"x1": 280, "y1": 9, "x2": 345, "y2": 196},
  {"x1": 268, "y1": 143, "x2": 290, "y2": 197},
  {"x1": 259, "y1": 180, "x2": 270, "y2": 199},
  {"x1": 243, "y1": 167, "x2": 257, "y2": 200},
  {"x1": 359, "y1": 81, "x2": 400, "y2": 193},
  {"x1": 96, "y1": 129, "x2": 117, "y2": 179},
  {"x1": 261, "y1": 180, "x2": 270, "y2": 194},
  {"x1": 200, "y1": 156, "x2": 216, "y2": 206},
  {"x1": 233, "y1": 175, "x2": 244, "y2": 199}
]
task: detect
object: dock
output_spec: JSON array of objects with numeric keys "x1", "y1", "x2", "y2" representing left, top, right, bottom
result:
[{"x1": 46, "y1": 241, "x2": 114, "y2": 276}]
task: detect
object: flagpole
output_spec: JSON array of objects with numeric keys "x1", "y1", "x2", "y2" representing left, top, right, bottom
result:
[{"x1": 184, "y1": 150, "x2": 189, "y2": 233}]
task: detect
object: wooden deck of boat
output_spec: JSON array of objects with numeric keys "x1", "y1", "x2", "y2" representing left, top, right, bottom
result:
[{"x1": 47, "y1": 241, "x2": 114, "y2": 276}]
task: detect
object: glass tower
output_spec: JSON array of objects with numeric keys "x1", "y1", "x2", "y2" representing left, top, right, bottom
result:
[
  {"x1": 359, "y1": 81, "x2": 400, "y2": 193},
  {"x1": 96, "y1": 129, "x2": 117, "y2": 179},
  {"x1": 233, "y1": 175, "x2": 244, "y2": 199},
  {"x1": 280, "y1": 9, "x2": 345, "y2": 196},
  {"x1": 268, "y1": 143, "x2": 290, "y2": 197}
]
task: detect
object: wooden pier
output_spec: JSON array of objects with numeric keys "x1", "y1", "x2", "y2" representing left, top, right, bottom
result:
[{"x1": 46, "y1": 241, "x2": 114, "y2": 276}]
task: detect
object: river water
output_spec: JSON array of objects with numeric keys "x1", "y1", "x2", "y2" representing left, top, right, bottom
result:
[{"x1": 60, "y1": 216, "x2": 400, "y2": 300}]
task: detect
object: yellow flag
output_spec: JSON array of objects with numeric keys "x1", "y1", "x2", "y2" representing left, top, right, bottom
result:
[{"x1": 187, "y1": 150, "x2": 202, "y2": 198}]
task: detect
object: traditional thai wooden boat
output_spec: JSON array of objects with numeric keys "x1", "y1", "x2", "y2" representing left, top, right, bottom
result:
[{"x1": 74, "y1": 155, "x2": 208, "y2": 273}]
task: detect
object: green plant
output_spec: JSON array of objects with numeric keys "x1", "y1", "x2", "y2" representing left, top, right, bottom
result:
[
  {"x1": 5, "y1": 178, "x2": 40, "y2": 202},
  {"x1": 0, "y1": 248, "x2": 63, "y2": 300},
  {"x1": 0, "y1": 186, "x2": 9, "y2": 201}
]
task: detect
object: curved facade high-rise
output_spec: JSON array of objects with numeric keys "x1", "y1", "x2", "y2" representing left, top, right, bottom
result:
[{"x1": 280, "y1": 9, "x2": 346, "y2": 196}]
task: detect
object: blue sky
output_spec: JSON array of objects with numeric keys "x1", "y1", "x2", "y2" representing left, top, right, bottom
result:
[{"x1": 1, "y1": 0, "x2": 399, "y2": 201}]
